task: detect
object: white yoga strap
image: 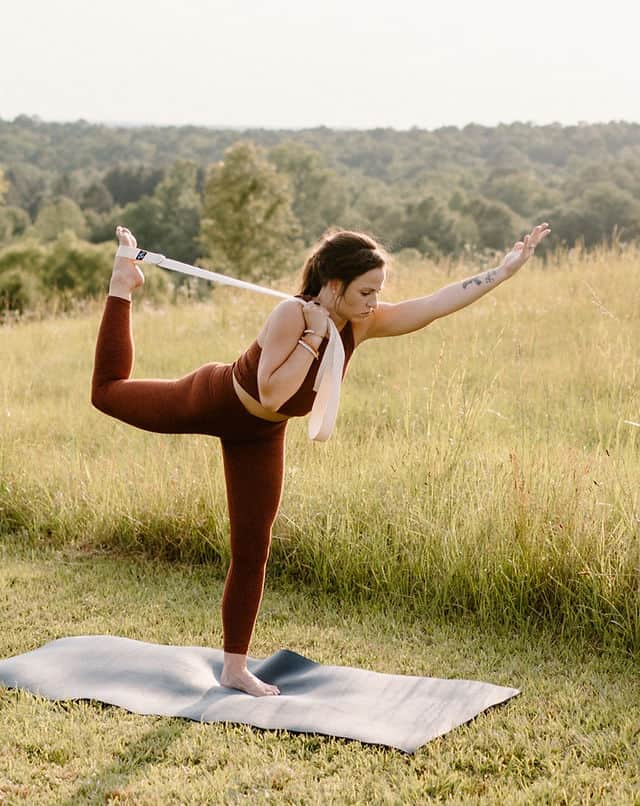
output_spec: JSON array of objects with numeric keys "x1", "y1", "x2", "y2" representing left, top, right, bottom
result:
[{"x1": 116, "y1": 246, "x2": 345, "y2": 442}]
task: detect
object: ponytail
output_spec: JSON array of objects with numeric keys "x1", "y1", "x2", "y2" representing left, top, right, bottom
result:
[{"x1": 298, "y1": 230, "x2": 387, "y2": 296}]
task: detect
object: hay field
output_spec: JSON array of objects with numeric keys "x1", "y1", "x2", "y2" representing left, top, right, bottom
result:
[{"x1": 1, "y1": 246, "x2": 639, "y2": 649}]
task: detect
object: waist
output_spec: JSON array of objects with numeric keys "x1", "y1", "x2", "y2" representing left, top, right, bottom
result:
[{"x1": 232, "y1": 373, "x2": 290, "y2": 423}]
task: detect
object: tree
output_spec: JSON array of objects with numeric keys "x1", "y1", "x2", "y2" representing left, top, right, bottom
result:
[
  {"x1": 341, "y1": 177, "x2": 404, "y2": 246},
  {"x1": 33, "y1": 196, "x2": 88, "y2": 241},
  {"x1": 460, "y1": 197, "x2": 521, "y2": 250},
  {"x1": 398, "y1": 196, "x2": 462, "y2": 257},
  {"x1": 546, "y1": 182, "x2": 640, "y2": 247},
  {"x1": 0, "y1": 207, "x2": 30, "y2": 244},
  {"x1": 0, "y1": 167, "x2": 8, "y2": 205},
  {"x1": 268, "y1": 142, "x2": 348, "y2": 242},
  {"x1": 0, "y1": 267, "x2": 43, "y2": 314},
  {"x1": 82, "y1": 182, "x2": 114, "y2": 214},
  {"x1": 481, "y1": 170, "x2": 543, "y2": 217},
  {"x1": 200, "y1": 141, "x2": 300, "y2": 281},
  {"x1": 3, "y1": 163, "x2": 49, "y2": 216},
  {"x1": 104, "y1": 164, "x2": 164, "y2": 206},
  {"x1": 121, "y1": 160, "x2": 202, "y2": 263}
]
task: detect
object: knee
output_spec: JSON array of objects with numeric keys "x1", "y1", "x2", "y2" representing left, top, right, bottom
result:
[
  {"x1": 91, "y1": 382, "x2": 112, "y2": 415},
  {"x1": 230, "y1": 530, "x2": 272, "y2": 573},
  {"x1": 91, "y1": 385, "x2": 103, "y2": 412}
]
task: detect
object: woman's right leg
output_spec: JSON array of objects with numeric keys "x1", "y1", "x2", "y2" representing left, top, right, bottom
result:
[
  {"x1": 92, "y1": 226, "x2": 216, "y2": 434},
  {"x1": 91, "y1": 296, "x2": 217, "y2": 433}
]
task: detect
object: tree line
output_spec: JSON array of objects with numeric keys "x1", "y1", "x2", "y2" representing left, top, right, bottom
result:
[{"x1": 1, "y1": 116, "x2": 639, "y2": 313}]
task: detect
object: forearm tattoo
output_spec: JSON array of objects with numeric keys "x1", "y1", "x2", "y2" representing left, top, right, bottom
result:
[{"x1": 462, "y1": 269, "x2": 497, "y2": 290}]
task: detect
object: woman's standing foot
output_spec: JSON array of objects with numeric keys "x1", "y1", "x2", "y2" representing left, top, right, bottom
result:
[{"x1": 221, "y1": 653, "x2": 280, "y2": 696}]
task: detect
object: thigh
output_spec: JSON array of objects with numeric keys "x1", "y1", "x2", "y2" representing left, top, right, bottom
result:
[
  {"x1": 97, "y1": 363, "x2": 221, "y2": 435},
  {"x1": 221, "y1": 432, "x2": 286, "y2": 554}
]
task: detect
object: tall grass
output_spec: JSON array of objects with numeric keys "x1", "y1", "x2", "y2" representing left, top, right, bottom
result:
[{"x1": 1, "y1": 245, "x2": 639, "y2": 649}]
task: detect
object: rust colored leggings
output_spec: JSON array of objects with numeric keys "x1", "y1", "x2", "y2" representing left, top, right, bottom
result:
[{"x1": 91, "y1": 296, "x2": 287, "y2": 654}]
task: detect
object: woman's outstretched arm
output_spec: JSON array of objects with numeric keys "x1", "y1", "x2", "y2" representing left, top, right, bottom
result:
[{"x1": 364, "y1": 223, "x2": 551, "y2": 339}]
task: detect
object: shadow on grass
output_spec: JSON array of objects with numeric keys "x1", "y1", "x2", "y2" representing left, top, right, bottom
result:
[{"x1": 63, "y1": 709, "x2": 188, "y2": 805}]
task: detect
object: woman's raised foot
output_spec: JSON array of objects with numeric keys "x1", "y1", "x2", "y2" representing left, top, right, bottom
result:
[{"x1": 109, "y1": 225, "x2": 145, "y2": 300}]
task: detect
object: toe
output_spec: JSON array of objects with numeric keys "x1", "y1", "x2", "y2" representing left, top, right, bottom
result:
[{"x1": 115, "y1": 226, "x2": 137, "y2": 249}]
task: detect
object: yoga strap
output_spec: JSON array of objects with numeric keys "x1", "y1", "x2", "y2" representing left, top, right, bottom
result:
[{"x1": 116, "y1": 246, "x2": 345, "y2": 441}]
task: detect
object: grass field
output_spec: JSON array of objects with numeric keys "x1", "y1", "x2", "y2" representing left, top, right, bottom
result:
[
  {"x1": 1, "y1": 246, "x2": 639, "y2": 801},
  {"x1": 1, "y1": 546, "x2": 639, "y2": 804},
  {"x1": 1, "y1": 245, "x2": 639, "y2": 647}
]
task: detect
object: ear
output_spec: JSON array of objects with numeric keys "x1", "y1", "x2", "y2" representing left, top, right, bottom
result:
[{"x1": 328, "y1": 279, "x2": 341, "y2": 296}]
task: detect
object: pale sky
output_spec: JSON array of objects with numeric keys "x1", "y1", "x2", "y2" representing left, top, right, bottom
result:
[{"x1": 2, "y1": 0, "x2": 639, "y2": 130}]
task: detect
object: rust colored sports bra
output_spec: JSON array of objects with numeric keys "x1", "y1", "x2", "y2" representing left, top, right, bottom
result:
[{"x1": 233, "y1": 319, "x2": 356, "y2": 417}]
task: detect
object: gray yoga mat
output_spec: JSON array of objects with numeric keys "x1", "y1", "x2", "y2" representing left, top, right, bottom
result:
[{"x1": 0, "y1": 635, "x2": 519, "y2": 753}]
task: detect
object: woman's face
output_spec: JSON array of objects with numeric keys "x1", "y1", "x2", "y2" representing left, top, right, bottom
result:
[{"x1": 333, "y1": 267, "x2": 386, "y2": 321}]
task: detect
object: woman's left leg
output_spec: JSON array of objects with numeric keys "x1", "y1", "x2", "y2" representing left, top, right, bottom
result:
[{"x1": 219, "y1": 430, "x2": 286, "y2": 696}]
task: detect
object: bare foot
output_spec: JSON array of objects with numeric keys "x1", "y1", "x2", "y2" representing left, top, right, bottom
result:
[
  {"x1": 109, "y1": 226, "x2": 145, "y2": 300},
  {"x1": 221, "y1": 663, "x2": 280, "y2": 697}
]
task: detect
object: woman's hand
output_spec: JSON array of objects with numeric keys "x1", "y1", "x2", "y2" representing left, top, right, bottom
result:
[
  {"x1": 302, "y1": 300, "x2": 330, "y2": 338},
  {"x1": 500, "y1": 223, "x2": 551, "y2": 278}
]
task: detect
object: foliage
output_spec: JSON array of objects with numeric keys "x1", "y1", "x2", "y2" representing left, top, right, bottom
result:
[
  {"x1": 103, "y1": 163, "x2": 164, "y2": 207},
  {"x1": 0, "y1": 206, "x2": 30, "y2": 244},
  {"x1": 33, "y1": 196, "x2": 88, "y2": 241},
  {"x1": 121, "y1": 160, "x2": 202, "y2": 264},
  {"x1": 0, "y1": 117, "x2": 640, "y2": 305},
  {"x1": 546, "y1": 182, "x2": 640, "y2": 247},
  {"x1": 0, "y1": 267, "x2": 43, "y2": 313},
  {"x1": 458, "y1": 196, "x2": 523, "y2": 250},
  {"x1": 200, "y1": 141, "x2": 301, "y2": 281},
  {"x1": 268, "y1": 141, "x2": 349, "y2": 241},
  {"x1": 0, "y1": 233, "x2": 170, "y2": 313},
  {"x1": 398, "y1": 195, "x2": 462, "y2": 255},
  {"x1": 0, "y1": 166, "x2": 8, "y2": 204},
  {"x1": 3, "y1": 161, "x2": 51, "y2": 217}
]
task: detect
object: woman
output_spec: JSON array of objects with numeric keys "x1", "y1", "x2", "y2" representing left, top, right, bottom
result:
[{"x1": 92, "y1": 222, "x2": 550, "y2": 696}]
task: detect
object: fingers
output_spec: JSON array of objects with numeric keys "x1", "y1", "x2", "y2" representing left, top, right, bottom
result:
[
  {"x1": 529, "y1": 222, "x2": 551, "y2": 246},
  {"x1": 304, "y1": 300, "x2": 329, "y2": 314},
  {"x1": 302, "y1": 300, "x2": 330, "y2": 335},
  {"x1": 513, "y1": 223, "x2": 551, "y2": 255}
]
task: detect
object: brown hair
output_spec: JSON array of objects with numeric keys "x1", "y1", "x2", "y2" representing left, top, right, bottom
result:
[{"x1": 298, "y1": 229, "x2": 387, "y2": 297}]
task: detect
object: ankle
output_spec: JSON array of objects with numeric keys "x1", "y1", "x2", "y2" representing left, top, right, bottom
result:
[
  {"x1": 108, "y1": 278, "x2": 132, "y2": 301},
  {"x1": 223, "y1": 651, "x2": 248, "y2": 673}
]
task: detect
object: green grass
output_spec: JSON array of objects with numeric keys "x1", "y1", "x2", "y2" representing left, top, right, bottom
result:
[
  {"x1": 1, "y1": 246, "x2": 639, "y2": 651},
  {"x1": 0, "y1": 545, "x2": 639, "y2": 804},
  {"x1": 1, "y1": 248, "x2": 640, "y2": 801}
]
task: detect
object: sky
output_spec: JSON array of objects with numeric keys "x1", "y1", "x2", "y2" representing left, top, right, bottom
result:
[{"x1": 2, "y1": 0, "x2": 639, "y2": 130}]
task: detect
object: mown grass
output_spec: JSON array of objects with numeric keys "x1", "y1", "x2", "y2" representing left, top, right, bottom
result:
[
  {"x1": 1, "y1": 245, "x2": 639, "y2": 653},
  {"x1": 0, "y1": 545, "x2": 639, "y2": 804}
]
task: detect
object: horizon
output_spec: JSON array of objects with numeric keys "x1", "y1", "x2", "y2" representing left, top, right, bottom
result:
[{"x1": 4, "y1": 113, "x2": 640, "y2": 134}]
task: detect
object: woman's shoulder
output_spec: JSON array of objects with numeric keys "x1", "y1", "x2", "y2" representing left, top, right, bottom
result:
[
  {"x1": 274, "y1": 296, "x2": 306, "y2": 317},
  {"x1": 257, "y1": 297, "x2": 304, "y2": 343}
]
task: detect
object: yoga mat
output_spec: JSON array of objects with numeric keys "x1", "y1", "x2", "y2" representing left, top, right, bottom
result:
[{"x1": 0, "y1": 636, "x2": 519, "y2": 753}]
